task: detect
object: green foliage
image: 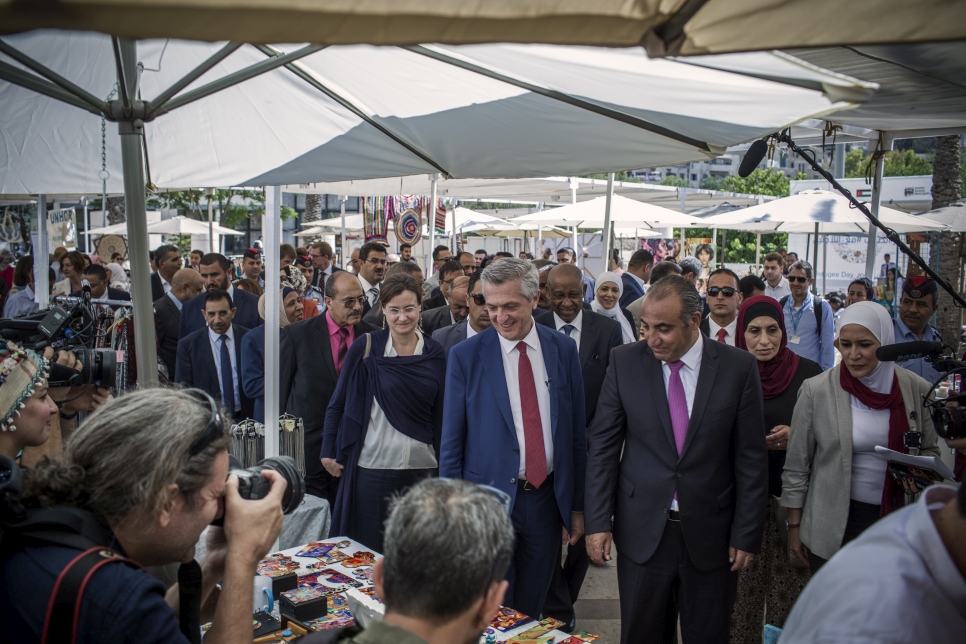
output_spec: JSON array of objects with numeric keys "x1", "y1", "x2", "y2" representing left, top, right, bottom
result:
[
  {"x1": 721, "y1": 168, "x2": 790, "y2": 197},
  {"x1": 883, "y1": 149, "x2": 932, "y2": 177},
  {"x1": 962, "y1": 154, "x2": 966, "y2": 198},
  {"x1": 280, "y1": 206, "x2": 298, "y2": 221},
  {"x1": 659, "y1": 176, "x2": 690, "y2": 187},
  {"x1": 699, "y1": 176, "x2": 727, "y2": 191},
  {"x1": 674, "y1": 227, "x2": 787, "y2": 265},
  {"x1": 844, "y1": 147, "x2": 867, "y2": 178}
]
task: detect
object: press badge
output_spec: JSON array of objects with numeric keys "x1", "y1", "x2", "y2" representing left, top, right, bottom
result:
[{"x1": 788, "y1": 335, "x2": 801, "y2": 344}]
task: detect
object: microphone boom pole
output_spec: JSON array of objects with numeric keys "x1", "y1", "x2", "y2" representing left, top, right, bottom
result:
[{"x1": 766, "y1": 129, "x2": 966, "y2": 311}]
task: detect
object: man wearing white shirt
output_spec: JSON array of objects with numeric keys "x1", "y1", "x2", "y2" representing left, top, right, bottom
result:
[
  {"x1": 781, "y1": 483, "x2": 966, "y2": 644},
  {"x1": 432, "y1": 272, "x2": 491, "y2": 356},
  {"x1": 701, "y1": 268, "x2": 743, "y2": 346},
  {"x1": 175, "y1": 289, "x2": 253, "y2": 419},
  {"x1": 762, "y1": 252, "x2": 791, "y2": 301},
  {"x1": 879, "y1": 253, "x2": 897, "y2": 278},
  {"x1": 357, "y1": 241, "x2": 387, "y2": 317}
]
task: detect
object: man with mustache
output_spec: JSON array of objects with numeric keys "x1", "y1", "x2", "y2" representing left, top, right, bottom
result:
[
  {"x1": 893, "y1": 275, "x2": 943, "y2": 383},
  {"x1": 280, "y1": 270, "x2": 375, "y2": 507}
]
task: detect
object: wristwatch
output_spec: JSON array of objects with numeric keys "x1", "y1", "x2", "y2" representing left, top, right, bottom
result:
[
  {"x1": 58, "y1": 409, "x2": 78, "y2": 421},
  {"x1": 786, "y1": 521, "x2": 800, "y2": 530}
]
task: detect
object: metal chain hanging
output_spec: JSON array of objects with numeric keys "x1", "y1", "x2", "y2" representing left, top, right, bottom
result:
[{"x1": 99, "y1": 85, "x2": 118, "y2": 213}]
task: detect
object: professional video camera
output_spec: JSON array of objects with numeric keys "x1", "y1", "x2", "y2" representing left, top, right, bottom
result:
[
  {"x1": 0, "y1": 291, "x2": 116, "y2": 389},
  {"x1": 876, "y1": 341, "x2": 966, "y2": 440}
]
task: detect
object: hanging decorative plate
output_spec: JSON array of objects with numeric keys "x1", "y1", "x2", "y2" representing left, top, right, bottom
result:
[{"x1": 394, "y1": 207, "x2": 422, "y2": 245}]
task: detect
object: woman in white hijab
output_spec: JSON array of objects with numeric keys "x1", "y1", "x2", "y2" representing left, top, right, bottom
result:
[
  {"x1": 104, "y1": 262, "x2": 128, "y2": 292},
  {"x1": 590, "y1": 271, "x2": 636, "y2": 344},
  {"x1": 782, "y1": 301, "x2": 941, "y2": 573}
]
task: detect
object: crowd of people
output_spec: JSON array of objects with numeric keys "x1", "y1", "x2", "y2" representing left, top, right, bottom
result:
[{"x1": 0, "y1": 239, "x2": 964, "y2": 644}]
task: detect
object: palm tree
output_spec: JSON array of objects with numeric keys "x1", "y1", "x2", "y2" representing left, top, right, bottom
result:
[{"x1": 933, "y1": 135, "x2": 963, "y2": 353}]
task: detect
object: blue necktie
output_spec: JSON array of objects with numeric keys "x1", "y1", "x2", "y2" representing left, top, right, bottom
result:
[
  {"x1": 562, "y1": 324, "x2": 575, "y2": 337},
  {"x1": 219, "y1": 334, "x2": 236, "y2": 411}
]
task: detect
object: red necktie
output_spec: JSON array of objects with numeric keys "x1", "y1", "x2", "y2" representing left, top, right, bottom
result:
[
  {"x1": 335, "y1": 327, "x2": 350, "y2": 375},
  {"x1": 716, "y1": 328, "x2": 727, "y2": 343},
  {"x1": 517, "y1": 342, "x2": 547, "y2": 488}
]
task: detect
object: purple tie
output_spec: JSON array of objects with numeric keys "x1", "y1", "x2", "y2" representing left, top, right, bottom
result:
[{"x1": 667, "y1": 360, "x2": 689, "y2": 455}]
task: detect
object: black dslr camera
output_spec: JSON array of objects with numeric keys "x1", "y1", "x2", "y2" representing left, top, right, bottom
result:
[
  {"x1": 225, "y1": 455, "x2": 305, "y2": 517},
  {"x1": 920, "y1": 355, "x2": 966, "y2": 440}
]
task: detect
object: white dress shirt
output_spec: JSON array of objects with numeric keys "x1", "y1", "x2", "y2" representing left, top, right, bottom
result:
[
  {"x1": 552, "y1": 309, "x2": 583, "y2": 350},
  {"x1": 359, "y1": 331, "x2": 438, "y2": 470},
  {"x1": 661, "y1": 336, "x2": 703, "y2": 510},
  {"x1": 764, "y1": 276, "x2": 791, "y2": 301},
  {"x1": 498, "y1": 322, "x2": 554, "y2": 479},
  {"x1": 708, "y1": 316, "x2": 738, "y2": 346},
  {"x1": 781, "y1": 485, "x2": 966, "y2": 644},
  {"x1": 626, "y1": 271, "x2": 647, "y2": 294},
  {"x1": 166, "y1": 289, "x2": 183, "y2": 311},
  {"x1": 466, "y1": 323, "x2": 479, "y2": 339},
  {"x1": 160, "y1": 273, "x2": 172, "y2": 294},
  {"x1": 358, "y1": 275, "x2": 380, "y2": 307},
  {"x1": 207, "y1": 326, "x2": 240, "y2": 411}
]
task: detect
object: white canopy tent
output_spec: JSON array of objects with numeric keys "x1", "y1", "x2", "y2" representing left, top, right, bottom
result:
[
  {"x1": 915, "y1": 203, "x2": 966, "y2": 232},
  {"x1": 513, "y1": 195, "x2": 705, "y2": 228},
  {"x1": 87, "y1": 215, "x2": 243, "y2": 237}
]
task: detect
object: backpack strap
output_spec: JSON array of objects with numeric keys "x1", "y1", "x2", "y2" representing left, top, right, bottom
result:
[
  {"x1": 813, "y1": 298, "x2": 823, "y2": 336},
  {"x1": 41, "y1": 547, "x2": 142, "y2": 644}
]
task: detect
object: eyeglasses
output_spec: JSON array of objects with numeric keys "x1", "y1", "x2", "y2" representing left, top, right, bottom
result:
[
  {"x1": 787, "y1": 275, "x2": 810, "y2": 283},
  {"x1": 707, "y1": 286, "x2": 736, "y2": 297},
  {"x1": 551, "y1": 291, "x2": 583, "y2": 301},
  {"x1": 185, "y1": 389, "x2": 226, "y2": 457},
  {"x1": 366, "y1": 258, "x2": 387, "y2": 266},
  {"x1": 337, "y1": 295, "x2": 367, "y2": 307},
  {"x1": 470, "y1": 293, "x2": 486, "y2": 306},
  {"x1": 385, "y1": 306, "x2": 418, "y2": 316}
]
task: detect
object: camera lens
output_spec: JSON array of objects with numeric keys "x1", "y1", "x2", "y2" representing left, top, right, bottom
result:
[
  {"x1": 255, "y1": 456, "x2": 305, "y2": 515},
  {"x1": 935, "y1": 407, "x2": 966, "y2": 440}
]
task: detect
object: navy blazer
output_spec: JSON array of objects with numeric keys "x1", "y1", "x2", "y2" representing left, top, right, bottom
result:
[
  {"x1": 439, "y1": 324, "x2": 587, "y2": 530},
  {"x1": 175, "y1": 323, "x2": 254, "y2": 419},
  {"x1": 179, "y1": 287, "x2": 261, "y2": 338},
  {"x1": 432, "y1": 319, "x2": 468, "y2": 357},
  {"x1": 619, "y1": 272, "x2": 645, "y2": 310},
  {"x1": 240, "y1": 325, "x2": 267, "y2": 423},
  {"x1": 150, "y1": 272, "x2": 165, "y2": 303}
]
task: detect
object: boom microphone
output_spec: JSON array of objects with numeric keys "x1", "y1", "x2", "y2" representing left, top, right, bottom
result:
[
  {"x1": 875, "y1": 341, "x2": 944, "y2": 363},
  {"x1": 738, "y1": 139, "x2": 769, "y2": 178}
]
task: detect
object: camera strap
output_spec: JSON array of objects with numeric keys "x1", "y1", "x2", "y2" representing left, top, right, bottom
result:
[
  {"x1": 40, "y1": 546, "x2": 142, "y2": 644},
  {"x1": 178, "y1": 560, "x2": 203, "y2": 644}
]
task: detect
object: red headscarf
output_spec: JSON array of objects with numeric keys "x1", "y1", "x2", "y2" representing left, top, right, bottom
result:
[{"x1": 735, "y1": 295, "x2": 801, "y2": 399}]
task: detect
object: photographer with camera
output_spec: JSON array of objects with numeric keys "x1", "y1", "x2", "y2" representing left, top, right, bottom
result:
[{"x1": 0, "y1": 388, "x2": 288, "y2": 644}]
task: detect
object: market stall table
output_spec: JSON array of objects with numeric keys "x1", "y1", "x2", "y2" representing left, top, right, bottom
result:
[{"x1": 244, "y1": 537, "x2": 598, "y2": 642}]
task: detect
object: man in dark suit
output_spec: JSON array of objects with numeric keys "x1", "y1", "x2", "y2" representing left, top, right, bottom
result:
[
  {"x1": 280, "y1": 271, "x2": 375, "y2": 506},
  {"x1": 440, "y1": 258, "x2": 586, "y2": 619},
  {"x1": 150, "y1": 244, "x2": 183, "y2": 302},
  {"x1": 180, "y1": 253, "x2": 261, "y2": 337},
  {"x1": 357, "y1": 242, "x2": 387, "y2": 318},
  {"x1": 422, "y1": 260, "x2": 463, "y2": 311},
  {"x1": 175, "y1": 289, "x2": 254, "y2": 420},
  {"x1": 431, "y1": 271, "x2": 491, "y2": 356},
  {"x1": 421, "y1": 275, "x2": 468, "y2": 336},
  {"x1": 310, "y1": 240, "x2": 343, "y2": 291},
  {"x1": 585, "y1": 276, "x2": 768, "y2": 644},
  {"x1": 619, "y1": 249, "x2": 653, "y2": 310},
  {"x1": 154, "y1": 268, "x2": 204, "y2": 379},
  {"x1": 71, "y1": 264, "x2": 132, "y2": 304},
  {"x1": 535, "y1": 264, "x2": 622, "y2": 630}
]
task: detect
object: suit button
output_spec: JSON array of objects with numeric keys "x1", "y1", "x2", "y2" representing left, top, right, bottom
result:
[
  {"x1": 663, "y1": 507, "x2": 668, "y2": 514},
  {"x1": 676, "y1": 472, "x2": 682, "y2": 478},
  {"x1": 510, "y1": 477, "x2": 517, "y2": 484},
  {"x1": 513, "y1": 449, "x2": 519, "y2": 454}
]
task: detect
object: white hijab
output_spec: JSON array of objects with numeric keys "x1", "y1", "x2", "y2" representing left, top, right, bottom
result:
[
  {"x1": 836, "y1": 301, "x2": 895, "y2": 394},
  {"x1": 105, "y1": 262, "x2": 128, "y2": 290},
  {"x1": 590, "y1": 271, "x2": 635, "y2": 344}
]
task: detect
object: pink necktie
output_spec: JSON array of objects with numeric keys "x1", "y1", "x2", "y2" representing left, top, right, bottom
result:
[
  {"x1": 716, "y1": 328, "x2": 727, "y2": 343},
  {"x1": 667, "y1": 361, "x2": 689, "y2": 455},
  {"x1": 517, "y1": 342, "x2": 547, "y2": 488}
]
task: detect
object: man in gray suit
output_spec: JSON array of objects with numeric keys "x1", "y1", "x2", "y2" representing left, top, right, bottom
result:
[
  {"x1": 585, "y1": 276, "x2": 767, "y2": 644},
  {"x1": 432, "y1": 271, "x2": 489, "y2": 356},
  {"x1": 421, "y1": 276, "x2": 469, "y2": 336}
]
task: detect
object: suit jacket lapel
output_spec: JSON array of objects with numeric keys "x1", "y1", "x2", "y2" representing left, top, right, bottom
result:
[
  {"x1": 643, "y1": 348, "x2": 677, "y2": 453},
  {"x1": 200, "y1": 330, "x2": 219, "y2": 389},
  {"x1": 479, "y1": 331, "x2": 516, "y2": 437},
  {"x1": 832, "y1": 365, "x2": 853, "y2": 472},
  {"x1": 316, "y1": 317, "x2": 336, "y2": 380},
  {"x1": 577, "y1": 312, "x2": 593, "y2": 369},
  {"x1": 681, "y1": 337, "x2": 719, "y2": 458}
]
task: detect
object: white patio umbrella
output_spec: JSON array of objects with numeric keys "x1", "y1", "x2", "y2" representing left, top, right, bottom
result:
[
  {"x1": 513, "y1": 195, "x2": 706, "y2": 228},
  {"x1": 146, "y1": 215, "x2": 242, "y2": 236},
  {"x1": 475, "y1": 224, "x2": 572, "y2": 238},
  {"x1": 915, "y1": 203, "x2": 966, "y2": 232},
  {"x1": 701, "y1": 190, "x2": 948, "y2": 234}
]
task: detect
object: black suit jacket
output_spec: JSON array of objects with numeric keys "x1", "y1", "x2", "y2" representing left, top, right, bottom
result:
[
  {"x1": 584, "y1": 337, "x2": 768, "y2": 570},
  {"x1": 535, "y1": 309, "x2": 622, "y2": 423},
  {"x1": 174, "y1": 323, "x2": 254, "y2": 419},
  {"x1": 179, "y1": 287, "x2": 261, "y2": 338},
  {"x1": 362, "y1": 304, "x2": 384, "y2": 330},
  {"x1": 279, "y1": 316, "x2": 375, "y2": 494},
  {"x1": 422, "y1": 293, "x2": 447, "y2": 311},
  {"x1": 699, "y1": 315, "x2": 710, "y2": 337},
  {"x1": 420, "y1": 305, "x2": 455, "y2": 336},
  {"x1": 311, "y1": 266, "x2": 344, "y2": 290},
  {"x1": 150, "y1": 272, "x2": 165, "y2": 303},
  {"x1": 154, "y1": 294, "x2": 181, "y2": 378},
  {"x1": 431, "y1": 319, "x2": 468, "y2": 357}
]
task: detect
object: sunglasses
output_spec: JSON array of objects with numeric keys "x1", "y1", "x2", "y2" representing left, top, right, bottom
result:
[
  {"x1": 470, "y1": 293, "x2": 486, "y2": 306},
  {"x1": 707, "y1": 286, "x2": 736, "y2": 297},
  {"x1": 185, "y1": 389, "x2": 227, "y2": 457},
  {"x1": 787, "y1": 275, "x2": 810, "y2": 283}
]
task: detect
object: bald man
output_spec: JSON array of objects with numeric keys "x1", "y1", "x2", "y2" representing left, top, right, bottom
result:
[
  {"x1": 155, "y1": 268, "x2": 204, "y2": 379},
  {"x1": 422, "y1": 275, "x2": 469, "y2": 335}
]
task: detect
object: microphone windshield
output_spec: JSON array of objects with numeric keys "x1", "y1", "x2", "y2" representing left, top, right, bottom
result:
[
  {"x1": 875, "y1": 340, "x2": 944, "y2": 362},
  {"x1": 738, "y1": 139, "x2": 769, "y2": 178}
]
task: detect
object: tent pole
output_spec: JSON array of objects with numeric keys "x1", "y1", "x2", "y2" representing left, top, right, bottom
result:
[
  {"x1": 206, "y1": 189, "x2": 214, "y2": 253},
  {"x1": 117, "y1": 38, "x2": 159, "y2": 388},
  {"x1": 755, "y1": 232, "x2": 761, "y2": 267},
  {"x1": 602, "y1": 173, "x2": 615, "y2": 274},
  {"x1": 711, "y1": 227, "x2": 718, "y2": 266},
  {"x1": 264, "y1": 186, "x2": 281, "y2": 458},
  {"x1": 428, "y1": 174, "x2": 439, "y2": 279},
  {"x1": 35, "y1": 194, "x2": 49, "y2": 309},
  {"x1": 812, "y1": 222, "x2": 819, "y2": 295},
  {"x1": 537, "y1": 203, "x2": 543, "y2": 255},
  {"x1": 340, "y1": 195, "x2": 347, "y2": 267},
  {"x1": 82, "y1": 197, "x2": 90, "y2": 254},
  {"x1": 865, "y1": 134, "x2": 892, "y2": 279},
  {"x1": 823, "y1": 233, "x2": 828, "y2": 295},
  {"x1": 571, "y1": 177, "x2": 579, "y2": 266}
]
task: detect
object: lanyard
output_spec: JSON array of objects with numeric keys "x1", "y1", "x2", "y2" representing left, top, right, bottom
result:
[{"x1": 785, "y1": 294, "x2": 810, "y2": 334}]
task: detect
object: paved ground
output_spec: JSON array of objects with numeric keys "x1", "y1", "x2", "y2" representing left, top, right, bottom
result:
[{"x1": 570, "y1": 546, "x2": 622, "y2": 643}]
